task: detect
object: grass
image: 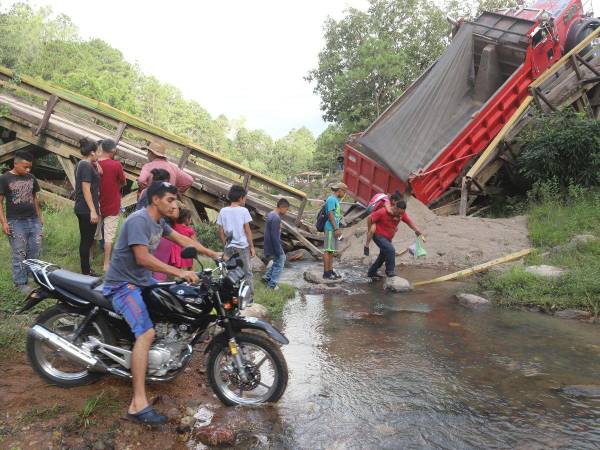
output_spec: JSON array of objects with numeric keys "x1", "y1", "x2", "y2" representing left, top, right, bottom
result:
[
  {"x1": 253, "y1": 282, "x2": 296, "y2": 320},
  {"x1": 65, "y1": 390, "x2": 119, "y2": 432},
  {"x1": 480, "y1": 189, "x2": 600, "y2": 316}
]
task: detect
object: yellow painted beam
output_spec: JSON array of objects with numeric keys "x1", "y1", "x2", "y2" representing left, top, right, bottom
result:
[
  {"x1": 466, "y1": 96, "x2": 533, "y2": 180},
  {"x1": 412, "y1": 248, "x2": 533, "y2": 287}
]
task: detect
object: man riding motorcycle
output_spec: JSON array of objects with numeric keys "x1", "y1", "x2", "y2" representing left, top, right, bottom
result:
[{"x1": 103, "y1": 181, "x2": 220, "y2": 425}]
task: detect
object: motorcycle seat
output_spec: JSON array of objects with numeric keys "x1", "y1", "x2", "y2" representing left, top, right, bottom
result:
[{"x1": 48, "y1": 269, "x2": 113, "y2": 311}]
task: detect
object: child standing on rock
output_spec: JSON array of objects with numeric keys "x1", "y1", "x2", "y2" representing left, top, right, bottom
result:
[
  {"x1": 367, "y1": 200, "x2": 422, "y2": 279},
  {"x1": 262, "y1": 198, "x2": 290, "y2": 290},
  {"x1": 323, "y1": 182, "x2": 347, "y2": 280}
]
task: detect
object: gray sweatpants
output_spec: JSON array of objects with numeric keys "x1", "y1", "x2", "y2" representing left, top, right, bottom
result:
[{"x1": 224, "y1": 246, "x2": 253, "y2": 295}]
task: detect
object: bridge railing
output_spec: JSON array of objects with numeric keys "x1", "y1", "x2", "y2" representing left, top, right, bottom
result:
[{"x1": 0, "y1": 66, "x2": 309, "y2": 223}]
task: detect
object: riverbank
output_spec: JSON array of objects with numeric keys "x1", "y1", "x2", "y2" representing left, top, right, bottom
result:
[{"x1": 478, "y1": 191, "x2": 600, "y2": 319}]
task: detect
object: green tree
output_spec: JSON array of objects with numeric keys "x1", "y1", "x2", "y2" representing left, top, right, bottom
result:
[
  {"x1": 273, "y1": 127, "x2": 316, "y2": 177},
  {"x1": 314, "y1": 124, "x2": 346, "y2": 174}
]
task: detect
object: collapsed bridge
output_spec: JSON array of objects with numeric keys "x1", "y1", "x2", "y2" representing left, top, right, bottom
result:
[{"x1": 0, "y1": 66, "x2": 323, "y2": 257}]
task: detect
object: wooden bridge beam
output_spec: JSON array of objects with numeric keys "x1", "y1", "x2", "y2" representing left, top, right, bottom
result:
[
  {"x1": 0, "y1": 138, "x2": 29, "y2": 163},
  {"x1": 34, "y1": 95, "x2": 59, "y2": 136}
]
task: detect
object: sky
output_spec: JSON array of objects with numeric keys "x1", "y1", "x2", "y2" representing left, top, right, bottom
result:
[
  {"x1": 29, "y1": 0, "x2": 369, "y2": 139},
  {"x1": 27, "y1": 0, "x2": 600, "y2": 139}
]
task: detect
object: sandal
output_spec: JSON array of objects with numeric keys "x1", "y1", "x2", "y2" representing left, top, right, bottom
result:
[{"x1": 126, "y1": 405, "x2": 167, "y2": 425}]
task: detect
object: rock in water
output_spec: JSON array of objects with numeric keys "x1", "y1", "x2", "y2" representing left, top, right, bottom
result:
[
  {"x1": 195, "y1": 425, "x2": 236, "y2": 446},
  {"x1": 287, "y1": 249, "x2": 311, "y2": 261},
  {"x1": 250, "y1": 256, "x2": 266, "y2": 272},
  {"x1": 383, "y1": 277, "x2": 412, "y2": 292},
  {"x1": 561, "y1": 385, "x2": 600, "y2": 398},
  {"x1": 304, "y1": 270, "x2": 343, "y2": 285},
  {"x1": 525, "y1": 265, "x2": 566, "y2": 278},
  {"x1": 456, "y1": 293, "x2": 490, "y2": 308},
  {"x1": 241, "y1": 303, "x2": 269, "y2": 320},
  {"x1": 554, "y1": 309, "x2": 591, "y2": 320}
]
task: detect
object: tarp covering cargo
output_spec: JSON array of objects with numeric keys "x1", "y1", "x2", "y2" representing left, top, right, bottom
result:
[{"x1": 356, "y1": 19, "x2": 529, "y2": 181}]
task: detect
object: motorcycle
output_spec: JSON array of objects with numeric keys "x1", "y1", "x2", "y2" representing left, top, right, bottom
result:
[{"x1": 19, "y1": 247, "x2": 288, "y2": 406}]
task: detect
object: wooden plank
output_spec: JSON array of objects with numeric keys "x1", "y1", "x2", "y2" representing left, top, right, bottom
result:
[
  {"x1": 242, "y1": 173, "x2": 251, "y2": 190},
  {"x1": 181, "y1": 196, "x2": 204, "y2": 227},
  {"x1": 37, "y1": 179, "x2": 71, "y2": 198},
  {"x1": 413, "y1": 248, "x2": 533, "y2": 287},
  {"x1": 113, "y1": 121, "x2": 127, "y2": 144},
  {"x1": 295, "y1": 197, "x2": 307, "y2": 225},
  {"x1": 534, "y1": 88, "x2": 557, "y2": 111},
  {"x1": 281, "y1": 221, "x2": 322, "y2": 258},
  {"x1": 458, "y1": 178, "x2": 470, "y2": 216},
  {"x1": 121, "y1": 191, "x2": 138, "y2": 208},
  {"x1": 38, "y1": 189, "x2": 74, "y2": 209},
  {"x1": 58, "y1": 156, "x2": 76, "y2": 188},
  {"x1": 574, "y1": 53, "x2": 600, "y2": 77},
  {"x1": 178, "y1": 147, "x2": 191, "y2": 168},
  {"x1": 34, "y1": 95, "x2": 58, "y2": 136},
  {"x1": 0, "y1": 139, "x2": 29, "y2": 161}
]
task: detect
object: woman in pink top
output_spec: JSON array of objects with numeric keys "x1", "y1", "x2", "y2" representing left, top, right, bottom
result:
[{"x1": 170, "y1": 209, "x2": 196, "y2": 270}]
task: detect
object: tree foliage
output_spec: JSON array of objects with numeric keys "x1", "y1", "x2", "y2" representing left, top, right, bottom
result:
[
  {"x1": 307, "y1": 0, "x2": 521, "y2": 134},
  {"x1": 518, "y1": 109, "x2": 600, "y2": 190},
  {"x1": 0, "y1": 3, "x2": 317, "y2": 181}
]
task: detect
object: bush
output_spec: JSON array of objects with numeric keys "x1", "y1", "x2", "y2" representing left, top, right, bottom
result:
[
  {"x1": 193, "y1": 221, "x2": 223, "y2": 252},
  {"x1": 518, "y1": 109, "x2": 600, "y2": 190}
]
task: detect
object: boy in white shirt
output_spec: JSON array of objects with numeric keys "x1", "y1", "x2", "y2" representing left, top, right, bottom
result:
[{"x1": 217, "y1": 184, "x2": 255, "y2": 294}]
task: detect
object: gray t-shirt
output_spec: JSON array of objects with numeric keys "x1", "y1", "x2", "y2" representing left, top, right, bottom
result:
[
  {"x1": 105, "y1": 208, "x2": 173, "y2": 286},
  {"x1": 74, "y1": 160, "x2": 100, "y2": 215},
  {"x1": 216, "y1": 206, "x2": 252, "y2": 249}
]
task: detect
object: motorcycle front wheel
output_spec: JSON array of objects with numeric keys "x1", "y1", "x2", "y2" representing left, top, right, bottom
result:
[{"x1": 207, "y1": 332, "x2": 288, "y2": 406}]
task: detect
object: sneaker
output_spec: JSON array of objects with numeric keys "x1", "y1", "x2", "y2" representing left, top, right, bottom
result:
[
  {"x1": 261, "y1": 277, "x2": 270, "y2": 284},
  {"x1": 332, "y1": 270, "x2": 343, "y2": 279},
  {"x1": 368, "y1": 274, "x2": 383, "y2": 281},
  {"x1": 268, "y1": 285, "x2": 280, "y2": 291},
  {"x1": 323, "y1": 273, "x2": 335, "y2": 280}
]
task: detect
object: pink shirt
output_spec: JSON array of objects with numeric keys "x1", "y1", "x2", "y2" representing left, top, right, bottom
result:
[
  {"x1": 138, "y1": 160, "x2": 193, "y2": 193},
  {"x1": 170, "y1": 223, "x2": 196, "y2": 268}
]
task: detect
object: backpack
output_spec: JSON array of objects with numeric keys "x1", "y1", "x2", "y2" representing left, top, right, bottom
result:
[{"x1": 315, "y1": 204, "x2": 328, "y2": 232}]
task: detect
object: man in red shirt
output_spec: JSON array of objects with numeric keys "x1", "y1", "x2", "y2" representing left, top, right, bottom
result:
[
  {"x1": 366, "y1": 200, "x2": 422, "y2": 279},
  {"x1": 97, "y1": 139, "x2": 126, "y2": 272}
]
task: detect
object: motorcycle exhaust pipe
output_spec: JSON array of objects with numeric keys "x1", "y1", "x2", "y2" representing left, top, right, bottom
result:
[{"x1": 29, "y1": 325, "x2": 102, "y2": 369}]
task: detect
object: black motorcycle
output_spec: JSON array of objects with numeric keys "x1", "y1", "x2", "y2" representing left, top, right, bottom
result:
[{"x1": 20, "y1": 247, "x2": 288, "y2": 406}]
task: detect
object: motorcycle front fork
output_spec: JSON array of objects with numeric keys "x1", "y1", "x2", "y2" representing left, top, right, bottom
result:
[{"x1": 215, "y1": 293, "x2": 248, "y2": 382}]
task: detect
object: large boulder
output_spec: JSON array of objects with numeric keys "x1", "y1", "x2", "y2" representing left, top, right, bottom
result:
[
  {"x1": 561, "y1": 385, "x2": 600, "y2": 398},
  {"x1": 455, "y1": 293, "x2": 490, "y2": 308},
  {"x1": 241, "y1": 303, "x2": 269, "y2": 320},
  {"x1": 554, "y1": 309, "x2": 591, "y2": 320},
  {"x1": 195, "y1": 425, "x2": 236, "y2": 446},
  {"x1": 525, "y1": 265, "x2": 566, "y2": 278},
  {"x1": 383, "y1": 277, "x2": 412, "y2": 292},
  {"x1": 303, "y1": 270, "x2": 343, "y2": 285}
]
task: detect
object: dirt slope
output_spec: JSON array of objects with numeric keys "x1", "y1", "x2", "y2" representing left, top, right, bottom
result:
[{"x1": 339, "y1": 198, "x2": 530, "y2": 270}]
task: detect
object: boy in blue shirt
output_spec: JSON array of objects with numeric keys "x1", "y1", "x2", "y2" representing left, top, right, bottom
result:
[{"x1": 323, "y1": 182, "x2": 347, "y2": 279}]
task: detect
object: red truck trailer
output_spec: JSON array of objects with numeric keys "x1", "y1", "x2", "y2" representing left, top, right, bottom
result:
[{"x1": 343, "y1": 0, "x2": 598, "y2": 206}]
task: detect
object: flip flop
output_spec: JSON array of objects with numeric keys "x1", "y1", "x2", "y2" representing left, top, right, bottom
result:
[{"x1": 126, "y1": 406, "x2": 167, "y2": 425}]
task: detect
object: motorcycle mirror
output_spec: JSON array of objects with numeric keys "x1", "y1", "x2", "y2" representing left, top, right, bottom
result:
[{"x1": 181, "y1": 246, "x2": 198, "y2": 259}]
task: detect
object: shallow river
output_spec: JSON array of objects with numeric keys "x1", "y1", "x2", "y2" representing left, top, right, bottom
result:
[{"x1": 217, "y1": 267, "x2": 600, "y2": 449}]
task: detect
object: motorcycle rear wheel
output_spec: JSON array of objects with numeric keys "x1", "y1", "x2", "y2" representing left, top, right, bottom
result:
[
  {"x1": 207, "y1": 332, "x2": 288, "y2": 406},
  {"x1": 27, "y1": 304, "x2": 114, "y2": 387}
]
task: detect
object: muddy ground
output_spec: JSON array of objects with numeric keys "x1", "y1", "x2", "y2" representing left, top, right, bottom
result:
[{"x1": 0, "y1": 349, "x2": 249, "y2": 449}]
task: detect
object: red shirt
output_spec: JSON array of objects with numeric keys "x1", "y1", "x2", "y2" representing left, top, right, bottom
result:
[
  {"x1": 98, "y1": 159, "x2": 125, "y2": 216},
  {"x1": 370, "y1": 208, "x2": 414, "y2": 241}
]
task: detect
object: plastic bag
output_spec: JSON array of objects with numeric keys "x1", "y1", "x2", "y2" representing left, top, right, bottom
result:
[{"x1": 408, "y1": 236, "x2": 427, "y2": 259}]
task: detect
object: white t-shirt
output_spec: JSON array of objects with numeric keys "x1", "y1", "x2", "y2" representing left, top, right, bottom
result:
[{"x1": 217, "y1": 206, "x2": 252, "y2": 248}]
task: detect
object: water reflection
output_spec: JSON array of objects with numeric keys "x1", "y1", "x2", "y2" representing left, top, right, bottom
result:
[{"x1": 219, "y1": 268, "x2": 600, "y2": 449}]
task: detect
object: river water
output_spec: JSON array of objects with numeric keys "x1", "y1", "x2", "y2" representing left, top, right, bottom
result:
[{"x1": 216, "y1": 267, "x2": 600, "y2": 449}]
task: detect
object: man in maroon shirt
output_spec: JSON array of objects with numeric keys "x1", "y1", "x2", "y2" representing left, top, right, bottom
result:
[
  {"x1": 367, "y1": 200, "x2": 422, "y2": 279},
  {"x1": 97, "y1": 139, "x2": 126, "y2": 272}
]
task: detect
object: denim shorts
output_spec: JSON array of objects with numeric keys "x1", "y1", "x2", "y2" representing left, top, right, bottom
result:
[{"x1": 103, "y1": 282, "x2": 153, "y2": 338}]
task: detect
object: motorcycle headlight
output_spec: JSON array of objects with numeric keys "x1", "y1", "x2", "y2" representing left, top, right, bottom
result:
[{"x1": 238, "y1": 281, "x2": 252, "y2": 310}]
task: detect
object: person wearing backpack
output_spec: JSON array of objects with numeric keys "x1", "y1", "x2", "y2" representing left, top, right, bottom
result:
[
  {"x1": 322, "y1": 182, "x2": 347, "y2": 280},
  {"x1": 367, "y1": 200, "x2": 422, "y2": 280}
]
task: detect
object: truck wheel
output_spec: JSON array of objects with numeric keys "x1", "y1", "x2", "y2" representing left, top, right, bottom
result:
[{"x1": 564, "y1": 17, "x2": 600, "y2": 54}]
